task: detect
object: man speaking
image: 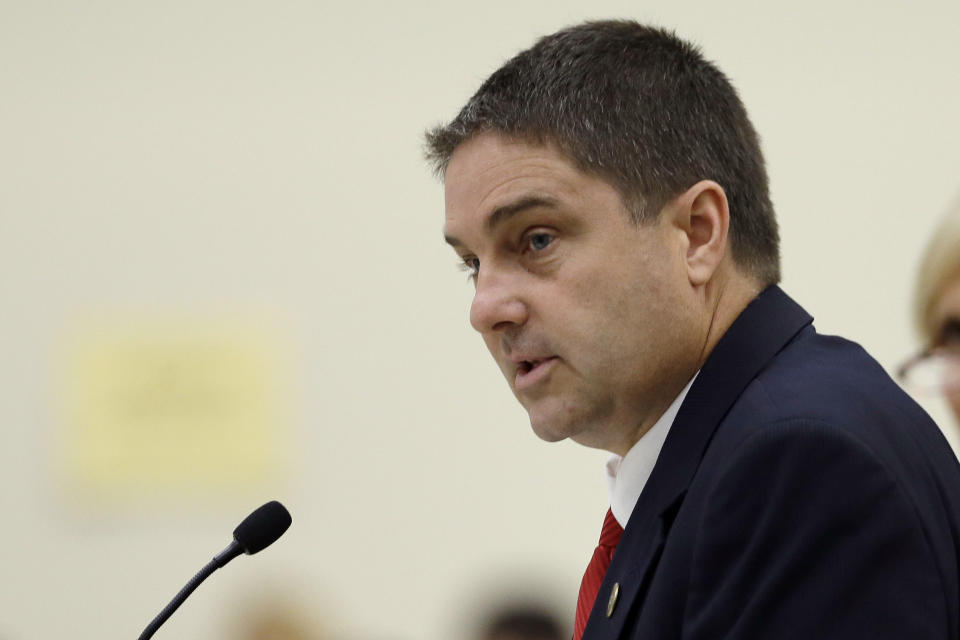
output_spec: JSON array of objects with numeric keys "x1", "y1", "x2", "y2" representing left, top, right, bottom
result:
[{"x1": 425, "y1": 20, "x2": 960, "y2": 640}]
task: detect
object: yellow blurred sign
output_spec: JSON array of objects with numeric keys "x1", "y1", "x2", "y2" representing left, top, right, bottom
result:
[{"x1": 59, "y1": 314, "x2": 293, "y2": 500}]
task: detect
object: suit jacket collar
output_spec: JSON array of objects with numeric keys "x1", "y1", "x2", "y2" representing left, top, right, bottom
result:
[{"x1": 582, "y1": 285, "x2": 813, "y2": 639}]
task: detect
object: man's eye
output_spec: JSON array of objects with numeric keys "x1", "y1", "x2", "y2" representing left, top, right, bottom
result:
[
  {"x1": 528, "y1": 233, "x2": 554, "y2": 251},
  {"x1": 457, "y1": 256, "x2": 480, "y2": 279}
]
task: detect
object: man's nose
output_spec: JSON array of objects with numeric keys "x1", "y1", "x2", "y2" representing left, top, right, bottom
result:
[{"x1": 469, "y1": 270, "x2": 528, "y2": 333}]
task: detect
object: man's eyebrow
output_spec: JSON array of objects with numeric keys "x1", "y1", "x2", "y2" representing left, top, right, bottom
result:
[{"x1": 444, "y1": 195, "x2": 558, "y2": 248}]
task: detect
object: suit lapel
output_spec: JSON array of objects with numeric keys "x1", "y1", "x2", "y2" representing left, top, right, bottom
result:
[{"x1": 582, "y1": 286, "x2": 813, "y2": 640}]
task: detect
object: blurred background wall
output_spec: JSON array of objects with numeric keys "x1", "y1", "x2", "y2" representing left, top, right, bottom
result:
[{"x1": 2, "y1": 1, "x2": 959, "y2": 638}]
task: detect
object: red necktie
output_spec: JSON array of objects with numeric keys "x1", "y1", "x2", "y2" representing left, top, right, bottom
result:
[{"x1": 573, "y1": 508, "x2": 624, "y2": 640}]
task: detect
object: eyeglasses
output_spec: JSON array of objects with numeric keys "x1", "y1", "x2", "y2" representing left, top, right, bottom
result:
[{"x1": 897, "y1": 346, "x2": 960, "y2": 395}]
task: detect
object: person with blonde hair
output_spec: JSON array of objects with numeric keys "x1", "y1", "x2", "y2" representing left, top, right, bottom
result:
[{"x1": 899, "y1": 194, "x2": 960, "y2": 419}]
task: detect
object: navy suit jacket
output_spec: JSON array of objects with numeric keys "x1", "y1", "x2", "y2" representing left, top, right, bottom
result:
[{"x1": 583, "y1": 286, "x2": 960, "y2": 639}]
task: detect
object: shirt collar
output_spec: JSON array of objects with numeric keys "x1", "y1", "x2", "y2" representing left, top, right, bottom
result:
[{"x1": 605, "y1": 373, "x2": 698, "y2": 528}]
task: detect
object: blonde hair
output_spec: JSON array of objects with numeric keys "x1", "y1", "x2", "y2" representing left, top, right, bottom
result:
[{"x1": 915, "y1": 193, "x2": 960, "y2": 344}]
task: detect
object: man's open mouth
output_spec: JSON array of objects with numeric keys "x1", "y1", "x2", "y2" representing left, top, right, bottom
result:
[{"x1": 519, "y1": 359, "x2": 542, "y2": 374}]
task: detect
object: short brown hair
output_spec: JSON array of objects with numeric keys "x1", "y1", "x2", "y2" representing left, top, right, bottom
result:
[{"x1": 425, "y1": 20, "x2": 780, "y2": 284}]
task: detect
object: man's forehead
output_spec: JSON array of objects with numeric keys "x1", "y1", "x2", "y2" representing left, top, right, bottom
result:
[
  {"x1": 445, "y1": 135, "x2": 523, "y2": 205},
  {"x1": 443, "y1": 133, "x2": 579, "y2": 223},
  {"x1": 445, "y1": 131, "x2": 562, "y2": 180}
]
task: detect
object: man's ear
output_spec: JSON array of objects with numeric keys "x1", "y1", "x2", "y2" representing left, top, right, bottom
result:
[{"x1": 672, "y1": 180, "x2": 730, "y2": 287}]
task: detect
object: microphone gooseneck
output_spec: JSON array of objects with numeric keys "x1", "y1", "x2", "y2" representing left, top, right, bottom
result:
[{"x1": 138, "y1": 501, "x2": 292, "y2": 640}]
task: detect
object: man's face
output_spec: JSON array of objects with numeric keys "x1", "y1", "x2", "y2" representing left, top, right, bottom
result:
[{"x1": 443, "y1": 132, "x2": 698, "y2": 454}]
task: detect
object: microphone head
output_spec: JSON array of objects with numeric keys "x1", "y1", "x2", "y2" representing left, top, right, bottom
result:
[{"x1": 233, "y1": 500, "x2": 292, "y2": 555}]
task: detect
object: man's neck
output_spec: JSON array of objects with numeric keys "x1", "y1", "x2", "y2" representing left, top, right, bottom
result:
[
  {"x1": 695, "y1": 271, "x2": 764, "y2": 370},
  {"x1": 614, "y1": 272, "x2": 763, "y2": 456}
]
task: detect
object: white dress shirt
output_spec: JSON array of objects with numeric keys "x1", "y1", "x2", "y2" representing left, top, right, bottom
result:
[{"x1": 605, "y1": 374, "x2": 698, "y2": 528}]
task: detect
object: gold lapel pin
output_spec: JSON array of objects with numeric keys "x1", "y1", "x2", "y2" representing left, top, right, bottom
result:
[{"x1": 606, "y1": 582, "x2": 620, "y2": 617}]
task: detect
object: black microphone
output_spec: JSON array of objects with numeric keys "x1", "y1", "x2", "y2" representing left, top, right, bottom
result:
[{"x1": 138, "y1": 500, "x2": 292, "y2": 640}]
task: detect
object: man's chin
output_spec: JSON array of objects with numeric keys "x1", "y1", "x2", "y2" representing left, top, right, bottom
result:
[
  {"x1": 530, "y1": 422, "x2": 568, "y2": 443},
  {"x1": 521, "y1": 394, "x2": 593, "y2": 443},
  {"x1": 527, "y1": 410, "x2": 576, "y2": 443},
  {"x1": 527, "y1": 405, "x2": 613, "y2": 451}
]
